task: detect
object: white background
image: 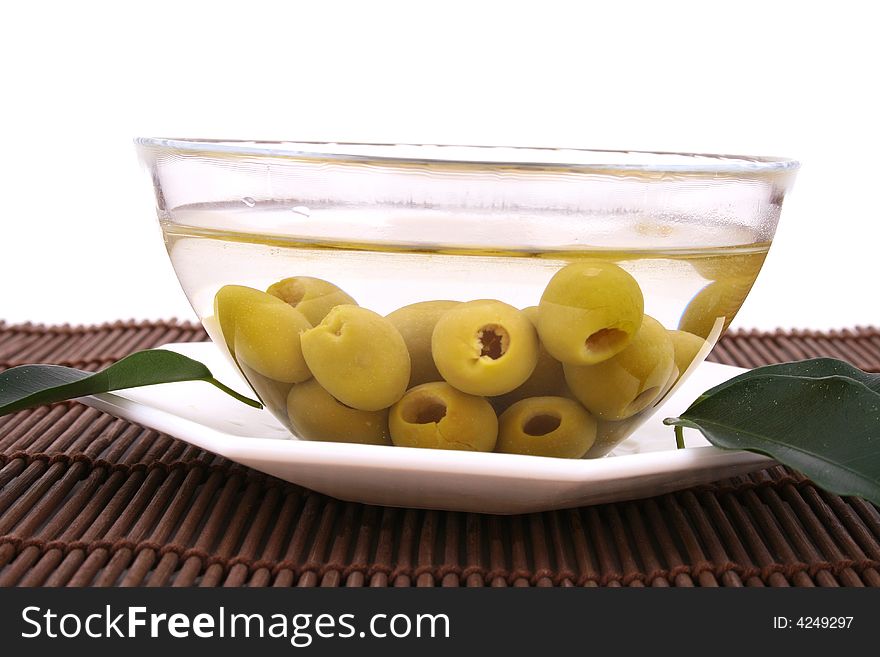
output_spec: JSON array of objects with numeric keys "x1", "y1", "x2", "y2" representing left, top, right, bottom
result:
[{"x1": 0, "y1": 0, "x2": 877, "y2": 329}]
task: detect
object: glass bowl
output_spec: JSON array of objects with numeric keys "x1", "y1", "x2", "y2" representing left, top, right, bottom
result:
[{"x1": 135, "y1": 139, "x2": 799, "y2": 458}]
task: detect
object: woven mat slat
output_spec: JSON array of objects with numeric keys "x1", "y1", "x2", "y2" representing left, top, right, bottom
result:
[{"x1": 0, "y1": 321, "x2": 878, "y2": 587}]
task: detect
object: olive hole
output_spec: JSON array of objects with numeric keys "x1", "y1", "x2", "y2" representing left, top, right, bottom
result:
[
  {"x1": 523, "y1": 413, "x2": 562, "y2": 436},
  {"x1": 274, "y1": 280, "x2": 306, "y2": 307},
  {"x1": 478, "y1": 325, "x2": 509, "y2": 360},
  {"x1": 626, "y1": 386, "x2": 660, "y2": 415},
  {"x1": 286, "y1": 282, "x2": 306, "y2": 306},
  {"x1": 324, "y1": 317, "x2": 345, "y2": 338},
  {"x1": 402, "y1": 396, "x2": 448, "y2": 424},
  {"x1": 585, "y1": 328, "x2": 627, "y2": 354}
]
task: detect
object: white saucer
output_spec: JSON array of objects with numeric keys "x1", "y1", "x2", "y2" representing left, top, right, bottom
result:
[{"x1": 78, "y1": 342, "x2": 772, "y2": 514}]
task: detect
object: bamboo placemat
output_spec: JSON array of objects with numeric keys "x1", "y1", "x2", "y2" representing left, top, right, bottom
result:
[{"x1": 0, "y1": 320, "x2": 878, "y2": 587}]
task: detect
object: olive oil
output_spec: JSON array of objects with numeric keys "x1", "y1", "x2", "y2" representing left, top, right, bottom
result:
[
  {"x1": 162, "y1": 207, "x2": 769, "y2": 455},
  {"x1": 163, "y1": 220, "x2": 768, "y2": 338}
]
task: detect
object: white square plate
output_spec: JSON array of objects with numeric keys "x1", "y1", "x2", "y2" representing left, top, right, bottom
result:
[{"x1": 79, "y1": 342, "x2": 772, "y2": 514}]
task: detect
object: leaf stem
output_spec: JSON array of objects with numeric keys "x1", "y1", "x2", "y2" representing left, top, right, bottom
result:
[
  {"x1": 205, "y1": 378, "x2": 263, "y2": 409},
  {"x1": 675, "y1": 425, "x2": 686, "y2": 450}
]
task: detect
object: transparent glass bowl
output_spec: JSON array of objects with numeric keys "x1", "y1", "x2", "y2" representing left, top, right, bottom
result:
[{"x1": 136, "y1": 139, "x2": 798, "y2": 458}]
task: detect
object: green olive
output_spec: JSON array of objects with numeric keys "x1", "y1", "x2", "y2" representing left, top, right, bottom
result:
[
  {"x1": 286, "y1": 379, "x2": 391, "y2": 445},
  {"x1": 496, "y1": 396, "x2": 596, "y2": 458},
  {"x1": 267, "y1": 276, "x2": 357, "y2": 326},
  {"x1": 213, "y1": 285, "x2": 312, "y2": 383},
  {"x1": 388, "y1": 382, "x2": 498, "y2": 452},
  {"x1": 386, "y1": 300, "x2": 460, "y2": 387},
  {"x1": 668, "y1": 329, "x2": 708, "y2": 379},
  {"x1": 301, "y1": 305, "x2": 410, "y2": 411},
  {"x1": 490, "y1": 306, "x2": 569, "y2": 411},
  {"x1": 538, "y1": 261, "x2": 644, "y2": 365},
  {"x1": 678, "y1": 280, "x2": 752, "y2": 339},
  {"x1": 691, "y1": 250, "x2": 767, "y2": 284},
  {"x1": 431, "y1": 300, "x2": 538, "y2": 396},
  {"x1": 563, "y1": 315, "x2": 675, "y2": 420},
  {"x1": 214, "y1": 284, "x2": 263, "y2": 356}
]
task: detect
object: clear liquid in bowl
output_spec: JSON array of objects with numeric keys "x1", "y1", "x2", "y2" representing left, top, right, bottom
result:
[{"x1": 162, "y1": 205, "x2": 768, "y2": 457}]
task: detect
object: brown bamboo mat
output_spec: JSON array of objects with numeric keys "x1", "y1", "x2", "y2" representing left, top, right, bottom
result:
[{"x1": 1, "y1": 320, "x2": 879, "y2": 587}]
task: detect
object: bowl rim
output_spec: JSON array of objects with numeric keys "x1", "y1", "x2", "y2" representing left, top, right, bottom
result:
[{"x1": 135, "y1": 137, "x2": 799, "y2": 174}]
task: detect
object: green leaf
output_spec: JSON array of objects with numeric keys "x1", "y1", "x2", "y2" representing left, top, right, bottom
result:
[
  {"x1": 696, "y1": 357, "x2": 880, "y2": 402},
  {"x1": 0, "y1": 349, "x2": 262, "y2": 417},
  {"x1": 665, "y1": 362, "x2": 880, "y2": 505}
]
